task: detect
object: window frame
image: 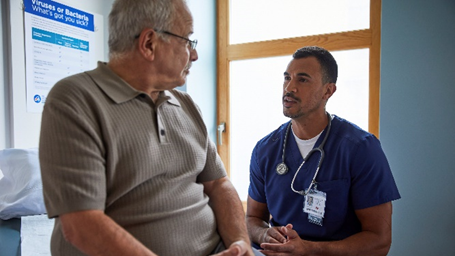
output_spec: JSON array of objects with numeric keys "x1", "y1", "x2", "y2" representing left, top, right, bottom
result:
[{"x1": 216, "y1": 0, "x2": 382, "y2": 176}]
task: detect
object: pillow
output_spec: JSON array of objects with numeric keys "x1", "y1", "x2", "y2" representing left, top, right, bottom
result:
[{"x1": 0, "y1": 148, "x2": 46, "y2": 220}]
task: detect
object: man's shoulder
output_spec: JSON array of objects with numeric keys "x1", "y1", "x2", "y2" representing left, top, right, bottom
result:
[
  {"x1": 51, "y1": 62, "x2": 108, "y2": 95},
  {"x1": 254, "y1": 122, "x2": 289, "y2": 149},
  {"x1": 332, "y1": 115, "x2": 376, "y2": 144},
  {"x1": 48, "y1": 72, "x2": 94, "y2": 99},
  {"x1": 330, "y1": 115, "x2": 386, "y2": 158}
]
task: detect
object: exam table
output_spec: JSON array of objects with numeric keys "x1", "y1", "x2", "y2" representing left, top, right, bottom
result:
[{"x1": 0, "y1": 218, "x2": 21, "y2": 256}]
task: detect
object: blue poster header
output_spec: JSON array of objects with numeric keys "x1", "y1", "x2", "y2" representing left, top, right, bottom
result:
[{"x1": 24, "y1": 0, "x2": 95, "y2": 32}]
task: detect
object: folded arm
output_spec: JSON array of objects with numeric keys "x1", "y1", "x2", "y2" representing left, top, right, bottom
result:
[{"x1": 258, "y1": 202, "x2": 393, "y2": 256}]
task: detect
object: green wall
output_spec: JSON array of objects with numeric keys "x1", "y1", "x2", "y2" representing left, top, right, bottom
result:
[{"x1": 380, "y1": 0, "x2": 455, "y2": 255}]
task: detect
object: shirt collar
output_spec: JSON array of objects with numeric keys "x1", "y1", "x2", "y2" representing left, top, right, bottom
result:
[
  {"x1": 86, "y1": 61, "x2": 181, "y2": 107},
  {"x1": 161, "y1": 90, "x2": 181, "y2": 106}
]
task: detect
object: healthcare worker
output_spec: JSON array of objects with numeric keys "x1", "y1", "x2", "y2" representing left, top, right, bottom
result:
[{"x1": 246, "y1": 46, "x2": 400, "y2": 256}]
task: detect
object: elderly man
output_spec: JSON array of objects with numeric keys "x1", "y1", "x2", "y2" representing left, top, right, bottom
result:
[{"x1": 39, "y1": 0, "x2": 260, "y2": 255}]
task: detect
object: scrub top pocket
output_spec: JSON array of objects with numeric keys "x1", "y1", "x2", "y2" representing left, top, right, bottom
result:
[{"x1": 315, "y1": 178, "x2": 350, "y2": 223}]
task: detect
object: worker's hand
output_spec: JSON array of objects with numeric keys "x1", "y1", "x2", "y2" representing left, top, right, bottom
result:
[
  {"x1": 211, "y1": 240, "x2": 255, "y2": 256},
  {"x1": 260, "y1": 226, "x2": 288, "y2": 244},
  {"x1": 260, "y1": 224, "x2": 307, "y2": 256}
]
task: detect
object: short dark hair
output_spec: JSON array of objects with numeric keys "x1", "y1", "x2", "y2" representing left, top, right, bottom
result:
[{"x1": 292, "y1": 46, "x2": 338, "y2": 84}]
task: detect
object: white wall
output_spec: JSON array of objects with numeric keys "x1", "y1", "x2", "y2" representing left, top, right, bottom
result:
[
  {"x1": 186, "y1": 0, "x2": 217, "y2": 141},
  {"x1": 0, "y1": 0, "x2": 6, "y2": 179},
  {"x1": 0, "y1": 0, "x2": 113, "y2": 150},
  {"x1": 1, "y1": 1, "x2": 6, "y2": 149}
]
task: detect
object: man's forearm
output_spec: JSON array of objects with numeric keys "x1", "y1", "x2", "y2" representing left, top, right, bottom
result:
[
  {"x1": 60, "y1": 210, "x2": 157, "y2": 256},
  {"x1": 261, "y1": 222, "x2": 391, "y2": 256},
  {"x1": 305, "y1": 230, "x2": 391, "y2": 256},
  {"x1": 307, "y1": 203, "x2": 392, "y2": 256},
  {"x1": 204, "y1": 177, "x2": 251, "y2": 247}
]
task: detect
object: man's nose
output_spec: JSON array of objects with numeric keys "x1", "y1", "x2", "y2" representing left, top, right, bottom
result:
[
  {"x1": 284, "y1": 79, "x2": 297, "y2": 93},
  {"x1": 190, "y1": 48, "x2": 198, "y2": 61}
]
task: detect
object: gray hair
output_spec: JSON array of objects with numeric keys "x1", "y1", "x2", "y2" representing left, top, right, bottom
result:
[{"x1": 108, "y1": 0, "x2": 183, "y2": 59}]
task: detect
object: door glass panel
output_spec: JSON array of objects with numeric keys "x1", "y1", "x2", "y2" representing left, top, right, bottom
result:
[
  {"x1": 230, "y1": 0, "x2": 370, "y2": 45},
  {"x1": 230, "y1": 49, "x2": 369, "y2": 201},
  {"x1": 230, "y1": 56, "x2": 290, "y2": 201}
]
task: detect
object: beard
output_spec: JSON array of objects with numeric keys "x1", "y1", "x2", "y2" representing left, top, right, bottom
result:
[
  {"x1": 283, "y1": 92, "x2": 324, "y2": 119},
  {"x1": 283, "y1": 92, "x2": 304, "y2": 119},
  {"x1": 283, "y1": 108, "x2": 304, "y2": 119}
]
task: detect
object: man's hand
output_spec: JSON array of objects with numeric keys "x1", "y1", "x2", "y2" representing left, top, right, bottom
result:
[
  {"x1": 260, "y1": 226, "x2": 288, "y2": 244},
  {"x1": 212, "y1": 241, "x2": 255, "y2": 256},
  {"x1": 260, "y1": 224, "x2": 308, "y2": 255}
]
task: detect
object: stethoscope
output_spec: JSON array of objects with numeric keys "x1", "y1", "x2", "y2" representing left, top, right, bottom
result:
[{"x1": 275, "y1": 113, "x2": 332, "y2": 196}]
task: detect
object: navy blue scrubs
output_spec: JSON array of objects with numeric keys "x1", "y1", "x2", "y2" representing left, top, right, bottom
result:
[{"x1": 248, "y1": 115, "x2": 401, "y2": 242}]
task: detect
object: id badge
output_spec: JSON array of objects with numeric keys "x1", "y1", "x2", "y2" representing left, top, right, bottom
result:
[{"x1": 303, "y1": 188, "x2": 326, "y2": 226}]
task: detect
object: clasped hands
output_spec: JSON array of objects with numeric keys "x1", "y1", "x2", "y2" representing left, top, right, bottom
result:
[
  {"x1": 259, "y1": 224, "x2": 309, "y2": 255},
  {"x1": 210, "y1": 224, "x2": 308, "y2": 256}
]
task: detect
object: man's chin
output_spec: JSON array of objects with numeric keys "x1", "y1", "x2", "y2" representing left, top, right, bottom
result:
[
  {"x1": 175, "y1": 78, "x2": 187, "y2": 88},
  {"x1": 283, "y1": 110, "x2": 301, "y2": 119}
]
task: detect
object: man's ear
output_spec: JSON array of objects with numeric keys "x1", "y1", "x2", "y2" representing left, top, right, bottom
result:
[
  {"x1": 323, "y1": 83, "x2": 337, "y2": 100},
  {"x1": 137, "y1": 28, "x2": 157, "y2": 61}
]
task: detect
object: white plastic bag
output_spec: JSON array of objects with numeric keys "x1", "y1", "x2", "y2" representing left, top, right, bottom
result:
[{"x1": 0, "y1": 148, "x2": 46, "y2": 220}]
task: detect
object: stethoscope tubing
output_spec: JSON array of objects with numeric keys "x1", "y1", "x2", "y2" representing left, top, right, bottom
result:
[{"x1": 277, "y1": 113, "x2": 332, "y2": 196}]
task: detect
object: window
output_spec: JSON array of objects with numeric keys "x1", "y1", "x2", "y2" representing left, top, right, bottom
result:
[{"x1": 217, "y1": 0, "x2": 381, "y2": 201}]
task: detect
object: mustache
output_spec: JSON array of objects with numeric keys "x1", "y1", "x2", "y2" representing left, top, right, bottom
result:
[{"x1": 283, "y1": 92, "x2": 300, "y2": 102}]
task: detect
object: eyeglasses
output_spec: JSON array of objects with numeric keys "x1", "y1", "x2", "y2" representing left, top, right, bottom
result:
[
  {"x1": 156, "y1": 30, "x2": 197, "y2": 50},
  {"x1": 134, "y1": 29, "x2": 197, "y2": 50}
]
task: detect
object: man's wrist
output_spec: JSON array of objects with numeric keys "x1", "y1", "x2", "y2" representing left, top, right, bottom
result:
[{"x1": 259, "y1": 227, "x2": 270, "y2": 244}]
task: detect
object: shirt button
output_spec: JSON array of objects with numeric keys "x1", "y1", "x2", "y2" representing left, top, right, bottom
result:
[{"x1": 160, "y1": 129, "x2": 165, "y2": 136}]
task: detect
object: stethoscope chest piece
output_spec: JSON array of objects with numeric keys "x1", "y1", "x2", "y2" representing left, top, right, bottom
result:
[{"x1": 276, "y1": 162, "x2": 288, "y2": 175}]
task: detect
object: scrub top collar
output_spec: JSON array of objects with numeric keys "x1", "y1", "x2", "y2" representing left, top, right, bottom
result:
[{"x1": 281, "y1": 120, "x2": 333, "y2": 169}]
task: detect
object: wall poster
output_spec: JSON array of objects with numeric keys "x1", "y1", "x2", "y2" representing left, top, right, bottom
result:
[{"x1": 23, "y1": 0, "x2": 99, "y2": 113}]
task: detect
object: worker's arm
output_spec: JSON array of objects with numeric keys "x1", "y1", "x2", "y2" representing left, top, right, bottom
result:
[
  {"x1": 246, "y1": 196, "x2": 287, "y2": 245},
  {"x1": 259, "y1": 202, "x2": 393, "y2": 256}
]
